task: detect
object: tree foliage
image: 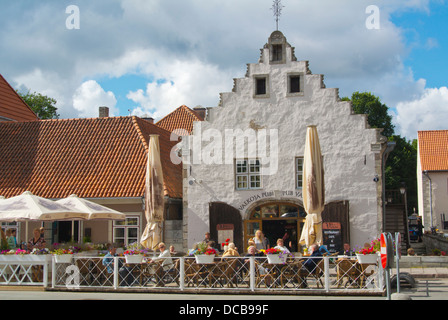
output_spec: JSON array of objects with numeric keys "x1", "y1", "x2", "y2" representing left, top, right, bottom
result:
[
  {"x1": 343, "y1": 91, "x2": 417, "y2": 213},
  {"x1": 18, "y1": 91, "x2": 59, "y2": 120},
  {"x1": 342, "y1": 91, "x2": 394, "y2": 137}
]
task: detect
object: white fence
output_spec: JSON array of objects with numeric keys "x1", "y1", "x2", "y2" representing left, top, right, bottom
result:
[
  {"x1": 48, "y1": 255, "x2": 385, "y2": 293},
  {"x1": 0, "y1": 254, "x2": 384, "y2": 293}
]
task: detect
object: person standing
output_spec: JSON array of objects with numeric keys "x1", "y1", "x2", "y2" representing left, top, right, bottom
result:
[
  {"x1": 253, "y1": 230, "x2": 270, "y2": 251},
  {"x1": 6, "y1": 229, "x2": 17, "y2": 249}
]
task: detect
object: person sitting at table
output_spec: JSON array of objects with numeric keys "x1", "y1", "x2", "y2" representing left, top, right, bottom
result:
[
  {"x1": 274, "y1": 238, "x2": 290, "y2": 254},
  {"x1": 148, "y1": 242, "x2": 174, "y2": 271},
  {"x1": 102, "y1": 245, "x2": 133, "y2": 286},
  {"x1": 222, "y1": 242, "x2": 239, "y2": 257},
  {"x1": 303, "y1": 244, "x2": 322, "y2": 273},
  {"x1": 28, "y1": 228, "x2": 46, "y2": 251},
  {"x1": 339, "y1": 243, "x2": 354, "y2": 256}
]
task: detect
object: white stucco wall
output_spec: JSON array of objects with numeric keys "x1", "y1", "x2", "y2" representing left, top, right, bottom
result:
[{"x1": 182, "y1": 32, "x2": 386, "y2": 249}]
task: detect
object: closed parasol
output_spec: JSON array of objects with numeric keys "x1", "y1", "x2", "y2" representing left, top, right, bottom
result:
[
  {"x1": 140, "y1": 135, "x2": 165, "y2": 250},
  {"x1": 299, "y1": 126, "x2": 325, "y2": 247}
]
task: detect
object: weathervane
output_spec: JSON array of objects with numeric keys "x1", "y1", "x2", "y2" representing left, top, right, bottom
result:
[{"x1": 271, "y1": 0, "x2": 284, "y2": 31}]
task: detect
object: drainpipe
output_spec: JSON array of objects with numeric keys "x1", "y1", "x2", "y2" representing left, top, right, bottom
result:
[
  {"x1": 423, "y1": 171, "x2": 433, "y2": 229},
  {"x1": 382, "y1": 141, "x2": 396, "y2": 232}
]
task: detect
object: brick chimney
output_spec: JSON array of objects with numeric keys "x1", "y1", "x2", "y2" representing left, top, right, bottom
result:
[
  {"x1": 193, "y1": 106, "x2": 207, "y2": 120},
  {"x1": 99, "y1": 106, "x2": 109, "y2": 118}
]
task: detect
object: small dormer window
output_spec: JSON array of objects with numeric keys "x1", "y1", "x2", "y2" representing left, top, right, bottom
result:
[{"x1": 272, "y1": 44, "x2": 283, "y2": 62}]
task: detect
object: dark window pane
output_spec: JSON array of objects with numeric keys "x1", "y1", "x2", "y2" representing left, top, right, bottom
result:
[
  {"x1": 290, "y1": 76, "x2": 300, "y2": 93},
  {"x1": 256, "y1": 78, "x2": 266, "y2": 95}
]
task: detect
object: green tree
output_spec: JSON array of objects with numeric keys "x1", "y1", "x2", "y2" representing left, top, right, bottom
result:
[
  {"x1": 343, "y1": 91, "x2": 417, "y2": 214},
  {"x1": 18, "y1": 91, "x2": 59, "y2": 120},
  {"x1": 385, "y1": 135, "x2": 418, "y2": 212},
  {"x1": 342, "y1": 91, "x2": 394, "y2": 137}
]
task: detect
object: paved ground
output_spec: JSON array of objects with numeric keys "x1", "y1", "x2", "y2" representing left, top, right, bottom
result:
[{"x1": 0, "y1": 278, "x2": 447, "y2": 300}]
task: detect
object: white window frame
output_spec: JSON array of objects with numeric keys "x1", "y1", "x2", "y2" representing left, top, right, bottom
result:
[
  {"x1": 296, "y1": 157, "x2": 304, "y2": 189},
  {"x1": 236, "y1": 159, "x2": 262, "y2": 190},
  {"x1": 113, "y1": 216, "x2": 140, "y2": 247}
]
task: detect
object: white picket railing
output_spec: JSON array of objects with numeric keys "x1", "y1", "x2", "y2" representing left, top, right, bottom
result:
[
  {"x1": 50, "y1": 255, "x2": 384, "y2": 293},
  {"x1": 0, "y1": 254, "x2": 384, "y2": 293}
]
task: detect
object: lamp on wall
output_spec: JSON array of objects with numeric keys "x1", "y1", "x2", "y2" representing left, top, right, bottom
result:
[{"x1": 399, "y1": 182, "x2": 406, "y2": 195}]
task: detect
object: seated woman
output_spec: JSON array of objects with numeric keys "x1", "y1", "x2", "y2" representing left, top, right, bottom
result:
[
  {"x1": 274, "y1": 238, "x2": 290, "y2": 254},
  {"x1": 222, "y1": 243, "x2": 239, "y2": 257}
]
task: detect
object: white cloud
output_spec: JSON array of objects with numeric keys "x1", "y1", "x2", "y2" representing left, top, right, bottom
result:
[
  {"x1": 0, "y1": 0, "x2": 443, "y2": 135},
  {"x1": 126, "y1": 58, "x2": 236, "y2": 120},
  {"x1": 72, "y1": 80, "x2": 118, "y2": 118},
  {"x1": 394, "y1": 86, "x2": 448, "y2": 139}
]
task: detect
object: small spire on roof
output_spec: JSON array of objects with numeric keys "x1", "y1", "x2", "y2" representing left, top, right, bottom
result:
[{"x1": 271, "y1": 0, "x2": 284, "y2": 31}]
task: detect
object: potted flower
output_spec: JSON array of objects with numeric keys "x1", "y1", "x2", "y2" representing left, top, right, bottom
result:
[
  {"x1": 52, "y1": 248, "x2": 75, "y2": 263},
  {"x1": 123, "y1": 242, "x2": 145, "y2": 264},
  {"x1": 221, "y1": 238, "x2": 230, "y2": 251},
  {"x1": 356, "y1": 238, "x2": 380, "y2": 264},
  {"x1": 263, "y1": 248, "x2": 287, "y2": 264},
  {"x1": 191, "y1": 242, "x2": 217, "y2": 264}
]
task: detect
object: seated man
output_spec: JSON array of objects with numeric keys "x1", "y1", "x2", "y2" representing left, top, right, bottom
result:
[
  {"x1": 102, "y1": 245, "x2": 134, "y2": 286},
  {"x1": 148, "y1": 242, "x2": 174, "y2": 271},
  {"x1": 303, "y1": 244, "x2": 322, "y2": 273},
  {"x1": 147, "y1": 242, "x2": 174, "y2": 286}
]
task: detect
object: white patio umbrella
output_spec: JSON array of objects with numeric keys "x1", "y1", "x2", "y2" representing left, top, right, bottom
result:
[
  {"x1": 141, "y1": 135, "x2": 165, "y2": 250},
  {"x1": 300, "y1": 126, "x2": 325, "y2": 247},
  {"x1": 56, "y1": 194, "x2": 126, "y2": 221},
  {"x1": 0, "y1": 191, "x2": 86, "y2": 222}
]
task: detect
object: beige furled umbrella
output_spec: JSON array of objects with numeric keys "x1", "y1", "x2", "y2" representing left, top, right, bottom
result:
[
  {"x1": 56, "y1": 194, "x2": 126, "y2": 221},
  {"x1": 141, "y1": 135, "x2": 165, "y2": 250},
  {"x1": 299, "y1": 126, "x2": 325, "y2": 247}
]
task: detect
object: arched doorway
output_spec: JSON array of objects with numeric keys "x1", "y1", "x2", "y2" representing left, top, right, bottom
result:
[
  {"x1": 209, "y1": 202, "x2": 243, "y2": 252},
  {"x1": 244, "y1": 201, "x2": 306, "y2": 252}
]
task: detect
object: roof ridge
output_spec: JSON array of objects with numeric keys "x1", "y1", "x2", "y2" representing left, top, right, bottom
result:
[{"x1": 0, "y1": 73, "x2": 39, "y2": 121}]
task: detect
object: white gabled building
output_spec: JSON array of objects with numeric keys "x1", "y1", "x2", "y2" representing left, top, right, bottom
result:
[{"x1": 181, "y1": 31, "x2": 389, "y2": 253}]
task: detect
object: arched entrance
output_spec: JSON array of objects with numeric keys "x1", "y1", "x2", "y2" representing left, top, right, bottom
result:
[
  {"x1": 209, "y1": 202, "x2": 243, "y2": 252},
  {"x1": 244, "y1": 201, "x2": 306, "y2": 252}
]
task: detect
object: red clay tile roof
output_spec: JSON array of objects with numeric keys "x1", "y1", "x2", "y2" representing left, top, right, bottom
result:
[
  {"x1": 418, "y1": 130, "x2": 448, "y2": 171},
  {"x1": 0, "y1": 74, "x2": 39, "y2": 122},
  {"x1": 0, "y1": 116, "x2": 181, "y2": 199},
  {"x1": 156, "y1": 105, "x2": 204, "y2": 134}
]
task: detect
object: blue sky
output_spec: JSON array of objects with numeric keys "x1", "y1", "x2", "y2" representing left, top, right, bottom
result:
[
  {"x1": 391, "y1": 1, "x2": 448, "y2": 88},
  {"x1": 0, "y1": 0, "x2": 447, "y2": 139}
]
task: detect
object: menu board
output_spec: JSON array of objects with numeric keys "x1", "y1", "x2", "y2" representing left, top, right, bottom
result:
[{"x1": 322, "y1": 222, "x2": 342, "y2": 253}]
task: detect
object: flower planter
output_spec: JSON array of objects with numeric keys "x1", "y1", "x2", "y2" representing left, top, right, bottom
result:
[
  {"x1": 54, "y1": 254, "x2": 73, "y2": 264},
  {"x1": 125, "y1": 254, "x2": 144, "y2": 264},
  {"x1": 0, "y1": 255, "x2": 51, "y2": 264},
  {"x1": 195, "y1": 254, "x2": 215, "y2": 264},
  {"x1": 356, "y1": 253, "x2": 379, "y2": 264},
  {"x1": 266, "y1": 254, "x2": 286, "y2": 264}
]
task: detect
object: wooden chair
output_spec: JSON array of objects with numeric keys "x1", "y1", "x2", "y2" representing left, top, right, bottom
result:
[
  {"x1": 300, "y1": 258, "x2": 324, "y2": 288},
  {"x1": 254, "y1": 260, "x2": 277, "y2": 288},
  {"x1": 279, "y1": 261, "x2": 303, "y2": 288},
  {"x1": 336, "y1": 259, "x2": 361, "y2": 288}
]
